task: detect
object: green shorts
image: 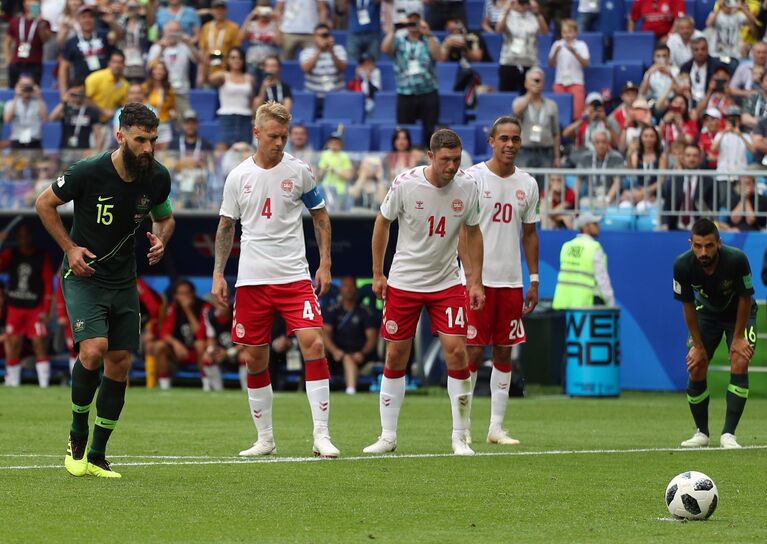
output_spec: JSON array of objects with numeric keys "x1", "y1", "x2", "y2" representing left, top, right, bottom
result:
[
  {"x1": 688, "y1": 303, "x2": 758, "y2": 360},
  {"x1": 61, "y1": 277, "x2": 140, "y2": 352}
]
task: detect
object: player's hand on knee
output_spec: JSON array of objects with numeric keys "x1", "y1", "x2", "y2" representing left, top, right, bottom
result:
[
  {"x1": 685, "y1": 345, "x2": 708, "y2": 373},
  {"x1": 729, "y1": 336, "x2": 753, "y2": 363},
  {"x1": 66, "y1": 246, "x2": 96, "y2": 277}
]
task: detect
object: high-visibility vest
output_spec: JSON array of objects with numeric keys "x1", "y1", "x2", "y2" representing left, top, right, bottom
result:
[{"x1": 551, "y1": 235, "x2": 604, "y2": 309}]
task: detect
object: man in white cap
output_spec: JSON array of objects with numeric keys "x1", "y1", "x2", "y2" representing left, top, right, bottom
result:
[{"x1": 552, "y1": 212, "x2": 615, "y2": 309}]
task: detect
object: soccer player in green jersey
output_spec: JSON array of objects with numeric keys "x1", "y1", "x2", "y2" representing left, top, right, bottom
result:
[
  {"x1": 673, "y1": 219, "x2": 755, "y2": 449},
  {"x1": 35, "y1": 103, "x2": 175, "y2": 478}
]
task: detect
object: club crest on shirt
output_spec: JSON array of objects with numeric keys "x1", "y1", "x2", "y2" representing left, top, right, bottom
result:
[
  {"x1": 134, "y1": 194, "x2": 152, "y2": 223},
  {"x1": 385, "y1": 320, "x2": 398, "y2": 335},
  {"x1": 281, "y1": 179, "x2": 294, "y2": 192},
  {"x1": 415, "y1": 200, "x2": 424, "y2": 209},
  {"x1": 73, "y1": 319, "x2": 85, "y2": 333},
  {"x1": 516, "y1": 190, "x2": 526, "y2": 202},
  {"x1": 467, "y1": 325, "x2": 477, "y2": 340},
  {"x1": 235, "y1": 322, "x2": 245, "y2": 338},
  {"x1": 452, "y1": 199, "x2": 464, "y2": 213}
]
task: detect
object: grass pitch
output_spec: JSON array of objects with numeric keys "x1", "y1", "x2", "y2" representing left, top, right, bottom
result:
[{"x1": 1, "y1": 386, "x2": 766, "y2": 543}]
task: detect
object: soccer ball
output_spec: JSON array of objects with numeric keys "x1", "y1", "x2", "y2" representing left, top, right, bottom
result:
[{"x1": 665, "y1": 471, "x2": 719, "y2": 520}]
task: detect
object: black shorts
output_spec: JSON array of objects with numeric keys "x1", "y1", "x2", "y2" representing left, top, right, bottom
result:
[{"x1": 688, "y1": 304, "x2": 758, "y2": 360}]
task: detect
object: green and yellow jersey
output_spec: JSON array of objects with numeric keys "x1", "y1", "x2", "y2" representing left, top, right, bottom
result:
[{"x1": 52, "y1": 151, "x2": 172, "y2": 289}]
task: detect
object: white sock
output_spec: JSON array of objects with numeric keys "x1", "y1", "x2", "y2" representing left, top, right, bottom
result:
[
  {"x1": 489, "y1": 366, "x2": 512, "y2": 431},
  {"x1": 206, "y1": 364, "x2": 224, "y2": 391},
  {"x1": 466, "y1": 369, "x2": 478, "y2": 435},
  {"x1": 5, "y1": 364, "x2": 22, "y2": 387},
  {"x1": 469, "y1": 370, "x2": 478, "y2": 394},
  {"x1": 305, "y1": 379, "x2": 330, "y2": 436},
  {"x1": 35, "y1": 361, "x2": 51, "y2": 388},
  {"x1": 68, "y1": 357, "x2": 77, "y2": 375},
  {"x1": 159, "y1": 377, "x2": 171, "y2": 390},
  {"x1": 447, "y1": 376, "x2": 472, "y2": 441},
  {"x1": 238, "y1": 365, "x2": 247, "y2": 391},
  {"x1": 379, "y1": 375, "x2": 406, "y2": 441},
  {"x1": 201, "y1": 375, "x2": 211, "y2": 391},
  {"x1": 247, "y1": 385, "x2": 274, "y2": 441}
]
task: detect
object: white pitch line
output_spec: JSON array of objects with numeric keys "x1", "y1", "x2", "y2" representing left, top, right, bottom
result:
[{"x1": 1, "y1": 445, "x2": 766, "y2": 471}]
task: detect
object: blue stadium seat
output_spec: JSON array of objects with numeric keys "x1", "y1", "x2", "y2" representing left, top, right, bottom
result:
[
  {"x1": 601, "y1": 208, "x2": 636, "y2": 231},
  {"x1": 375, "y1": 123, "x2": 422, "y2": 152},
  {"x1": 0, "y1": 89, "x2": 13, "y2": 102},
  {"x1": 684, "y1": 0, "x2": 695, "y2": 23},
  {"x1": 188, "y1": 89, "x2": 218, "y2": 122},
  {"x1": 42, "y1": 122, "x2": 60, "y2": 149},
  {"x1": 438, "y1": 63, "x2": 458, "y2": 93},
  {"x1": 635, "y1": 212, "x2": 659, "y2": 231},
  {"x1": 227, "y1": 1, "x2": 251, "y2": 27},
  {"x1": 474, "y1": 124, "x2": 491, "y2": 157},
  {"x1": 580, "y1": 33, "x2": 604, "y2": 65},
  {"x1": 598, "y1": 0, "x2": 627, "y2": 41},
  {"x1": 482, "y1": 33, "x2": 502, "y2": 62},
  {"x1": 538, "y1": 33, "x2": 554, "y2": 66},
  {"x1": 41, "y1": 89, "x2": 60, "y2": 113},
  {"x1": 467, "y1": 0, "x2": 484, "y2": 29},
  {"x1": 542, "y1": 66, "x2": 555, "y2": 92},
  {"x1": 544, "y1": 92, "x2": 573, "y2": 127},
  {"x1": 584, "y1": 64, "x2": 614, "y2": 95},
  {"x1": 368, "y1": 91, "x2": 397, "y2": 122},
  {"x1": 281, "y1": 60, "x2": 305, "y2": 89},
  {"x1": 344, "y1": 62, "x2": 357, "y2": 83},
  {"x1": 612, "y1": 31, "x2": 654, "y2": 65},
  {"x1": 42, "y1": 61, "x2": 57, "y2": 90},
  {"x1": 472, "y1": 63, "x2": 499, "y2": 89},
  {"x1": 323, "y1": 92, "x2": 365, "y2": 123},
  {"x1": 474, "y1": 92, "x2": 518, "y2": 123},
  {"x1": 696, "y1": 0, "x2": 716, "y2": 30},
  {"x1": 197, "y1": 121, "x2": 218, "y2": 143},
  {"x1": 332, "y1": 30, "x2": 348, "y2": 47},
  {"x1": 611, "y1": 62, "x2": 645, "y2": 95},
  {"x1": 452, "y1": 125, "x2": 477, "y2": 156},
  {"x1": 320, "y1": 124, "x2": 372, "y2": 151},
  {"x1": 291, "y1": 91, "x2": 317, "y2": 123},
  {"x1": 304, "y1": 122, "x2": 324, "y2": 150},
  {"x1": 378, "y1": 62, "x2": 395, "y2": 91},
  {"x1": 438, "y1": 92, "x2": 466, "y2": 124}
]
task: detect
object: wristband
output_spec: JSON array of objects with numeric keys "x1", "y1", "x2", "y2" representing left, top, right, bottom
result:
[{"x1": 529, "y1": 274, "x2": 540, "y2": 283}]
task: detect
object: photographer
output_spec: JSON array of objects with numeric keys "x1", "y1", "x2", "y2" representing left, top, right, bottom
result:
[
  {"x1": 147, "y1": 20, "x2": 200, "y2": 121},
  {"x1": 240, "y1": 2, "x2": 283, "y2": 77},
  {"x1": 3, "y1": 75, "x2": 47, "y2": 149},
  {"x1": 439, "y1": 16, "x2": 489, "y2": 63},
  {"x1": 658, "y1": 94, "x2": 698, "y2": 148},
  {"x1": 253, "y1": 56, "x2": 293, "y2": 112},
  {"x1": 712, "y1": 105, "x2": 753, "y2": 187},
  {"x1": 562, "y1": 92, "x2": 609, "y2": 155},
  {"x1": 497, "y1": 0, "x2": 548, "y2": 92},
  {"x1": 692, "y1": 64, "x2": 735, "y2": 120},
  {"x1": 198, "y1": 0, "x2": 241, "y2": 86},
  {"x1": 49, "y1": 82, "x2": 104, "y2": 151},
  {"x1": 4, "y1": 0, "x2": 52, "y2": 88},
  {"x1": 639, "y1": 43, "x2": 679, "y2": 103},
  {"x1": 300, "y1": 23, "x2": 348, "y2": 113},
  {"x1": 706, "y1": 0, "x2": 757, "y2": 59}
]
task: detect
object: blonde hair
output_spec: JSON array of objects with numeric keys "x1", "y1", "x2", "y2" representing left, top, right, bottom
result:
[
  {"x1": 561, "y1": 19, "x2": 577, "y2": 33},
  {"x1": 255, "y1": 101, "x2": 291, "y2": 128}
]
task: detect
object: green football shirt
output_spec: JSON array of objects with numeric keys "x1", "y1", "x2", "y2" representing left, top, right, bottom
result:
[
  {"x1": 673, "y1": 245, "x2": 755, "y2": 321},
  {"x1": 52, "y1": 151, "x2": 172, "y2": 288}
]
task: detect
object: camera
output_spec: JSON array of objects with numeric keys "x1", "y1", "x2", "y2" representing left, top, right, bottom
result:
[
  {"x1": 394, "y1": 21, "x2": 417, "y2": 30},
  {"x1": 263, "y1": 72, "x2": 275, "y2": 78},
  {"x1": 21, "y1": 85, "x2": 34, "y2": 93},
  {"x1": 209, "y1": 50, "x2": 223, "y2": 67},
  {"x1": 714, "y1": 79, "x2": 726, "y2": 91}
]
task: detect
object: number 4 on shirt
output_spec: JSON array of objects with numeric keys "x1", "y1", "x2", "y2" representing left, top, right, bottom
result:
[
  {"x1": 261, "y1": 198, "x2": 272, "y2": 219},
  {"x1": 428, "y1": 216, "x2": 446, "y2": 237}
]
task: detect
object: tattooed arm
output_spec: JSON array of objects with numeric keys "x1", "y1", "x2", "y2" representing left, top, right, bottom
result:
[
  {"x1": 310, "y1": 207, "x2": 332, "y2": 296},
  {"x1": 211, "y1": 215, "x2": 236, "y2": 307}
]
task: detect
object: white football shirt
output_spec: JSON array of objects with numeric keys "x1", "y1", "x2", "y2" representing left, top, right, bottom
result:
[
  {"x1": 219, "y1": 152, "x2": 324, "y2": 287},
  {"x1": 380, "y1": 166, "x2": 480, "y2": 293},
  {"x1": 465, "y1": 162, "x2": 539, "y2": 288}
]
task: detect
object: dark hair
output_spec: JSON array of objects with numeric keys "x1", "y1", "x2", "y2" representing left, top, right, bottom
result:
[
  {"x1": 110, "y1": 49, "x2": 126, "y2": 62},
  {"x1": 263, "y1": 55, "x2": 281, "y2": 66},
  {"x1": 391, "y1": 128, "x2": 412, "y2": 151},
  {"x1": 639, "y1": 125, "x2": 662, "y2": 157},
  {"x1": 489, "y1": 116, "x2": 522, "y2": 137},
  {"x1": 314, "y1": 23, "x2": 331, "y2": 33},
  {"x1": 119, "y1": 102, "x2": 159, "y2": 131},
  {"x1": 171, "y1": 278, "x2": 195, "y2": 297},
  {"x1": 691, "y1": 36, "x2": 708, "y2": 47},
  {"x1": 653, "y1": 43, "x2": 670, "y2": 54},
  {"x1": 429, "y1": 128, "x2": 462, "y2": 152},
  {"x1": 685, "y1": 143, "x2": 702, "y2": 154},
  {"x1": 691, "y1": 218, "x2": 719, "y2": 239},
  {"x1": 669, "y1": 94, "x2": 690, "y2": 121}
]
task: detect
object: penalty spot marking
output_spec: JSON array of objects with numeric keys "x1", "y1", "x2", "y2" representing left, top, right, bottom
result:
[{"x1": 1, "y1": 445, "x2": 766, "y2": 471}]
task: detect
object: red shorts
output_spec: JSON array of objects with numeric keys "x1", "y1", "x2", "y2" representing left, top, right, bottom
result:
[
  {"x1": 5, "y1": 306, "x2": 47, "y2": 339},
  {"x1": 381, "y1": 285, "x2": 467, "y2": 341},
  {"x1": 232, "y1": 280, "x2": 323, "y2": 346},
  {"x1": 466, "y1": 286, "x2": 526, "y2": 347}
]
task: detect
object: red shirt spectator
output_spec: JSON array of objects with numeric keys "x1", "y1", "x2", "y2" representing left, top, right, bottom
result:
[
  {"x1": 7, "y1": 6, "x2": 52, "y2": 87},
  {"x1": 629, "y1": 0, "x2": 686, "y2": 39}
]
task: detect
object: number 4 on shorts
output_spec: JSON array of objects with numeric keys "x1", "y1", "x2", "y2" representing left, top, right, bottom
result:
[{"x1": 303, "y1": 300, "x2": 315, "y2": 320}]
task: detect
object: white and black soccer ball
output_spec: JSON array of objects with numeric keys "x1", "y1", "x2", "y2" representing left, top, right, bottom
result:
[{"x1": 665, "y1": 471, "x2": 719, "y2": 520}]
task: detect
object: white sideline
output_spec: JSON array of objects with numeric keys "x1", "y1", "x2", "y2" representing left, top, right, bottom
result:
[{"x1": 1, "y1": 445, "x2": 766, "y2": 471}]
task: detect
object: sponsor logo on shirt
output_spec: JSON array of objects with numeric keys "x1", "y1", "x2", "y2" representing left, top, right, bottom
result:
[
  {"x1": 452, "y1": 199, "x2": 464, "y2": 213},
  {"x1": 483, "y1": 190, "x2": 492, "y2": 199},
  {"x1": 243, "y1": 184, "x2": 252, "y2": 194},
  {"x1": 57, "y1": 176, "x2": 65, "y2": 187}
]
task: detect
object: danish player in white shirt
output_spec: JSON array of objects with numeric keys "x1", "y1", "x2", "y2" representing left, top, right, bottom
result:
[
  {"x1": 211, "y1": 101, "x2": 340, "y2": 458},
  {"x1": 364, "y1": 129, "x2": 486, "y2": 456},
  {"x1": 459, "y1": 116, "x2": 540, "y2": 446}
]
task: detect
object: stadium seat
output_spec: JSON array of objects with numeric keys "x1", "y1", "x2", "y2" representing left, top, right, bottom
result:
[
  {"x1": 41, "y1": 89, "x2": 60, "y2": 113},
  {"x1": 612, "y1": 32, "x2": 655, "y2": 65},
  {"x1": 322, "y1": 92, "x2": 365, "y2": 123},
  {"x1": 482, "y1": 33, "x2": 502, "y2": 62},
  {"x1": 472, "y1": 63, "x2": 499, "y2": 89},
  {"x1": 344, "y1": 62, "x2": 357, "y2": 83},
  {"x1": 467, "y1": 0, "x2": 484, "y2": 29},
  {"x1": 684, "y1": 0, "x2": 695, "y2": 23},
  {"x1": 438, "y1": 63, "x2": 458, "y2": 93},
  {"x1": 320, "y1": 124, "x2": 372, "y2": 151},
  {"x1": 598, "y1": 0, "x2": 627, "y2": 42},
  {"x1": 542, "y1": 67, "x2": 555, "y2": 92},
  {"x1": 474, "y1": 124, "x2": 491, "y2": 156},
  {"x1": 42, "y1": 61, "x2": 57, "y2": 90},
  {"x1": 611, "y1": 62, "x2": 645, "y2": 95},
  {"x1": 227, "y1": 1, "x2": 251, "y2": 26},
  {"x1": 538, "y1": 33, "x2": 554, "y2": 65},
  {"x1": 332, "y1": 30, "x2": 348, "y2": 47},
  {"x1": 374, "y1": 123, "x2": 422, "y2": 152},
  {"x1": 438, "y1": 92, "x2": 466, "y2": 125},
  {"x1": 188, "y1": 89, "x2": 218, "y2": 122},
  {"x1": 601, "y1": 207, "x2": 636, "y2": 231},
  {"x1": 635, "y1": 212, "x2": 659, "y2": 231},
  {"x1": 584, "y1": 64, "x2": 614, "y2": 96},
  {"x1": 474, "y1": 92, "x2": 518, "y2": 123},
  {"x1": 580, "y1": 33, "x2": 604, "y2": 65},
  {"x1": 368, "y1": 91, "x2": 397, "y2": 122},
  {"x1": 544, "y1": 92, "x2": 573, "y2": 127},
  {"x1": 42, "y1": 122, "x2": 61, "y2": 149},
  {"x1": 451, "y1": 125, "x2": 477, "y2": 156},
  {"x1": 291, "y1": 91, "x2": 317, "y2": 123},
  {"x1": 280, "y1": 60, "x2": 305, "y2": 89},
  {"x1": 197, "y1": 121, "x2": 218, "y2": 143},
  {"x1": 0, "y1": 89, "x2": 13, "y2": 102},
  {"x1": 377, "y1": 62, "x2": 395, "y2": 91},
  {"x1": 696, "y1": 0, "x2": 716, "y2": 30},
  {"x1": 304, "y1": 122, "x2": 324, "y2": 150}
]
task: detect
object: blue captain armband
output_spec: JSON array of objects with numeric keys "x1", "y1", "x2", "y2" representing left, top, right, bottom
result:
[
  {"x1": 150, "y1": 198, "x2": 173, "y2": 219},
  {"x1": 301, "y1": 187, "x2": 324, "y2": 209}
]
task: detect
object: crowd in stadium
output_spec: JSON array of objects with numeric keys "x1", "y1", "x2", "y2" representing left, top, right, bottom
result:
[{"x1": 0, "y1": 0, "x2": 766, "y2": 227}]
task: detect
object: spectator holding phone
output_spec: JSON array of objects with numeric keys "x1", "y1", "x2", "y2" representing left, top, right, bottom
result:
[
  {"x1": 548, "y1": 18, "x2": 589, "y2": 121},
  {"x1": 3, "y1": 75, "x2": 47, "y2": 149},
  {"x1": 253, "y1": 55, "x2": 294, "y2": 112},
  {"x1": 240, "y1": 1, "x2": 283, "y2": 77},
  {"x1": 706, "y1": 0, "x2": 757, "y2": 60},
  {"x1": 713, "y1": 105, "x2": 753, "y2": 186},
  {"x1": 658, "y1": 94, "x2": 698, "y2": 148}
]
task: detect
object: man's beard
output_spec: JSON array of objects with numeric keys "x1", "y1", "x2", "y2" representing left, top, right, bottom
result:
[{"x1": 123, "y1": 143, "x2": 153, "y2": 181}]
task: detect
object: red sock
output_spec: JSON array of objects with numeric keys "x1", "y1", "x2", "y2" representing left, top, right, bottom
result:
[
  {"x1": 492, "y1": 361, "x2": 512, "y2": 373},
  {"x1": 247, "y1": 369, "x2": 271, "y2": 389},
  {"x1": 383, "y1": 367, "x2": 406, "y2": 379},
  {"x1": 468, "y1": 361, "x2": 480, "y2": 373},
  {"x1": 304, "y1": 358, "x2": 329, "y2": 381},
  {"x1": 7, "y1": 358, "x2": 21, "y2": 367},
  {"x1": 448, "y1": 367, "x2": 471, "y2": 380}
]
